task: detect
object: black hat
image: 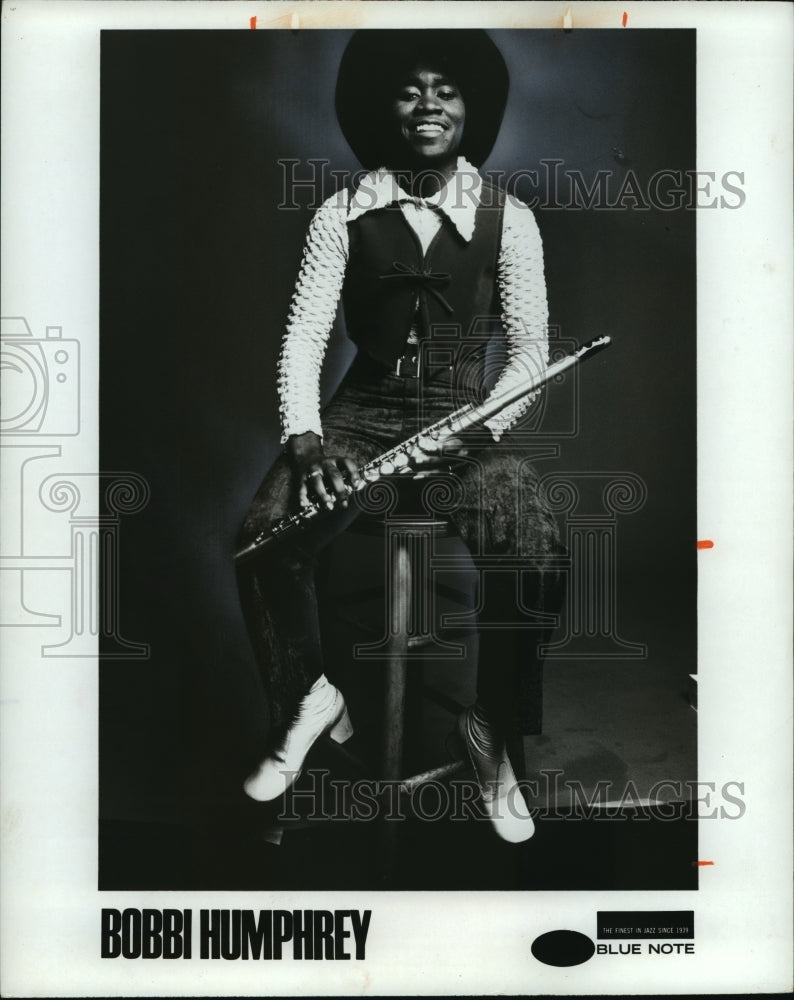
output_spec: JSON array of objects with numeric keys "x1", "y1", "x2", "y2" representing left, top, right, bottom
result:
[{"x1": 335, "y1": 29, "x2": 509, "y2": 169}]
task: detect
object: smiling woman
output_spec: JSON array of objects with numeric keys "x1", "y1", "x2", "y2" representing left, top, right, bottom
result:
[{"x1": 235, "y1": 29, "x2": 563, "y2": 846}]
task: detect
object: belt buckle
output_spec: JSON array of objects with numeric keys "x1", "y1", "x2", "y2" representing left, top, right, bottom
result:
[{"x1": 395, "y1": 350, "x2": 421, "y2": 378}]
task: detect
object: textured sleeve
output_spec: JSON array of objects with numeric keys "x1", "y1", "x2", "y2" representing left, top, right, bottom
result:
[
  {"x1": 276, "y1": 193, "x2": 349, "y2": 443},
  {"x1": 483, "y1": 195, "x2": 550, "y2": 440}
]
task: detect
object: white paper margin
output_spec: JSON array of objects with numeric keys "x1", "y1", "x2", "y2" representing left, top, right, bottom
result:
[{"x1": 1, "y1": 1, "x2": 792, "y2": 996}]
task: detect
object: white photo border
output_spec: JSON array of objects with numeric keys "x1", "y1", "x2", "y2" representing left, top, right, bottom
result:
[{"x1": 1, "y1": 1, "x2": 791, "y2": 996}]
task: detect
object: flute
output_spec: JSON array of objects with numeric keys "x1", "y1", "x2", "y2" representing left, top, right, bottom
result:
[{"x1": 235, "y1": 335, "x2": 611, "y2": 563}]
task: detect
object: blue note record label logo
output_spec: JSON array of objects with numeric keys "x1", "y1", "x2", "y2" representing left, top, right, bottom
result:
[{"x1": 531, "y1": 912, "x2": 696, "y2": 966}]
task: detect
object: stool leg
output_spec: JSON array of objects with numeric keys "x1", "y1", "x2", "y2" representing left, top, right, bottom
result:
[
  {"x1": 382, "y1": 534, "x2": 412, "y2": 779},
  {"x1": 353, "y1": 520, "x2": 464, "y2": 660},
  {"x1": 381, "y1": 536, "x2": 411, "y2": 879}
]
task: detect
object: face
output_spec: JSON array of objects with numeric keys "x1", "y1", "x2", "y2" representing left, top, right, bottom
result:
[{"x1": 390, "y1": 67, "x2": 466, "y2": 170}]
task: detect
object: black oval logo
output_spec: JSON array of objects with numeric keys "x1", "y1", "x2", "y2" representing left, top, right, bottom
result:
[{"x1": 531, "y1": 929, "x2": 595, "y2": 967}]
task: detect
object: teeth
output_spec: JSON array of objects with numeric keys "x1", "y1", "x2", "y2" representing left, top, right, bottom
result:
[{"x1": 415, "y1": 123, "x2": 444, "y2": 134}]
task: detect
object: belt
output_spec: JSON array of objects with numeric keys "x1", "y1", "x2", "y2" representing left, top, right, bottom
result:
[{"x1": 348, "y1": 349, "x2": 455, "y2": 383}]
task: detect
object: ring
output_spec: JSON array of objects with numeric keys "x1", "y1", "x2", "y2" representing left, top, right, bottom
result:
[{"x1": 309, "y1": 471, "x2": 323, "y2": 478}]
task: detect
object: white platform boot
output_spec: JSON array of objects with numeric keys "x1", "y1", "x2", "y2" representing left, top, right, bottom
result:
[
  {"x1": 243, "y1": 674, "x2": 353, "y2": 802},
  {"x1": 458, "y1": 703, "x2": 535, "y2": 843}
]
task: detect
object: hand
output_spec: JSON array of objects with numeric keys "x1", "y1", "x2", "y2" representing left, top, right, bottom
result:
[
  {"x1": 285, "y1": 432, "x2": 362, "y2": 510},
  {"x1": 407, "y1": 427, "x2": 471, "y2": 478}
]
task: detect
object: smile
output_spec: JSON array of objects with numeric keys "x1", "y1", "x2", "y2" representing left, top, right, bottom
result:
[{"x1": 411, "y1": 121, "x2": 447, "y2": 136}]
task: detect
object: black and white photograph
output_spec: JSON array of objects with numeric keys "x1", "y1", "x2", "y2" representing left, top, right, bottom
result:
[
  {"x1": 1, "y1": 2, "x2": 791, "y2": 996},
  {"x1": 99, "y1": 23, "x2": 699, "y2": 892}
]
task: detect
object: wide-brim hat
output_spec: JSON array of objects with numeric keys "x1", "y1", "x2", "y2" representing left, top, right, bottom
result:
[{"x1": 335, "y1": 29, "x2": 509, "y2": 169}]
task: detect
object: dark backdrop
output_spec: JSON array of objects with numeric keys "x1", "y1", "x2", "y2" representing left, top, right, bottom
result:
[{"x1": 99, "y1": 29, "x2": 696, "y2": 886}]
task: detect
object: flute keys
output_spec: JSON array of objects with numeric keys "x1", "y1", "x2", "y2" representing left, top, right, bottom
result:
[
  {"x1": 379, "y1": 461, "x2": 395, "y2": 476},
  {"x1": 363, "y1": 467, "x2": 380, "y2": 482},
  {"x1": 392, "y1": 452, "x2": 409, "y2": 468}
]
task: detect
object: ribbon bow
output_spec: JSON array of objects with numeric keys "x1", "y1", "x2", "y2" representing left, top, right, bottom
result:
[{"x1": 379, "y1": 261, "x2": 454, "y2": 315}]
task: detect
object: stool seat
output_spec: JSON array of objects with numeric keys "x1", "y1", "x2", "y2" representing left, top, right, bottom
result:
[{"x1": 347, "y1": 513, "x2": 451, "y2": 538}]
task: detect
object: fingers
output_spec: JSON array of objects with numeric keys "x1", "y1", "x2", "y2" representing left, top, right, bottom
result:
[
  {"x1": 323, "y1": 459, "x2": 351, "y2": 507},
  {"x1": 408, "y1": 435, "x2": 436, "y2": 469},
  {"x1": 307, "y1": 464, "x2": 336, "y2": 510},
  {"x1": 302, "y1": 457, "x2": 359, "y2": 510},
  {"x1": 410, "y1": 433, "x2": 467, "y2": 469},
  {"x1": 301, "y1": 467, "x2": 328, "y2": 508},
  {"x1": 341, "y1": 456, "x2": 363, "y2": 490},
  {"x1": 299, "y1": 441, "x2": 466, "y2": 510},
  {"x1": 298, "y1": 477, "x2": 311, "y2": 508}
]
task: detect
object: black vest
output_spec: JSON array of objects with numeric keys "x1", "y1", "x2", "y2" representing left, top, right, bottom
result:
[{"x1": 342, "y1": 180, "x2": 506, "y2": 379}]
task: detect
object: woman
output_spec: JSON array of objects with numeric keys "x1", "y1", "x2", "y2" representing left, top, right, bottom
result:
[{"x1": 237, "y1": 30, "x2": 563, "y2": 843}]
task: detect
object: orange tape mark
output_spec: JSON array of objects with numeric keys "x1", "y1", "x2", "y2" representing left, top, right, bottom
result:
[
  {"x1": 696, "y1": 540, "x2": 714, "y2": 549},
  {"x1": 250, "y1": 15, "x2": 257, "y2": 30},
  {"x1": 622, "y1": 12, "x2": 628, "y2": 27},
  {"x1": 698, "y1": 860, "x2": 715, "y2": 866}
]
